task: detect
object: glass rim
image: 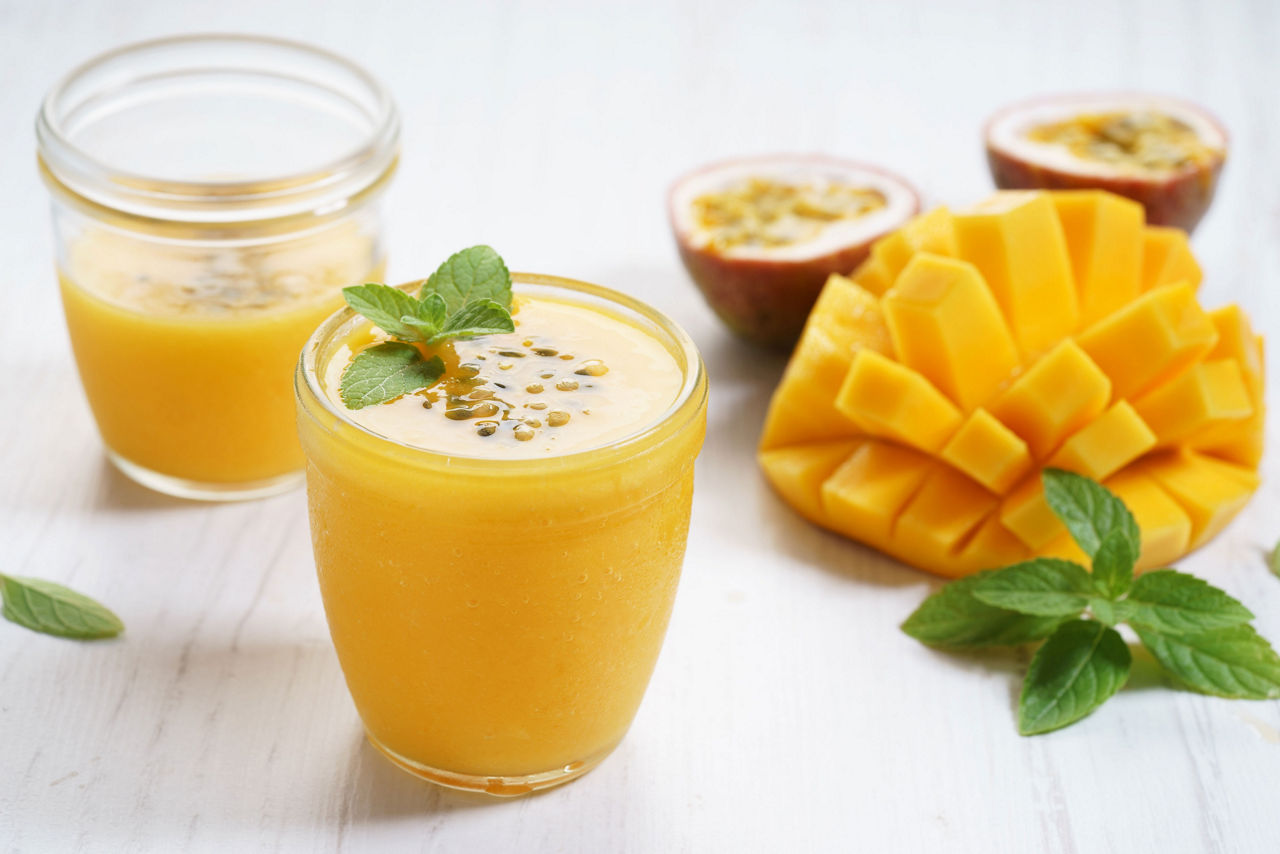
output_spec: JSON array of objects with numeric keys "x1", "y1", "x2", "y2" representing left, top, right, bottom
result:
[
  {"x1": 296, "y1": 273, "x2": 709, "y2": 474},
  {"x1": 36, "y1": 33, "x2": 400, "y2": 223}
]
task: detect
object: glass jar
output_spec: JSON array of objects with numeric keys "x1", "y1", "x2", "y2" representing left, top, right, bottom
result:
[
  {"x1": 37, "y1": 35, "x2": 399, "y2": 500},
  {"x1": 295, "y1": 274, "x2": 708, "y2": 795}
]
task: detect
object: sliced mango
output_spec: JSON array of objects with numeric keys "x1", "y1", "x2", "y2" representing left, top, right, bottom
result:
[
  {"x1": 759, "y1": 275, "x2": 890, "y2": 450},
  {"x1": 953, "y1": 191, "x2": 1079, "y2": 357},
  {"x1": 1141, "y1": 226, "x2": 1202, "y2": 292},
  {"x1": 1051, "y1": 191, "x2": 1144, "y2": 326},
  {"x1": 834, "y1": 349, "x2": 963, "y2": 453},
  {"x1": 759, "y1": 440, "x2": 862, "y2": 526},
  {"x1": 988, "y1": 339, "x2": 1111, "y2": 460},
  {"x1": 760, "y1": 190, "x2": 1263, "y2": 579},
  {"x1": 1131, "y1": 360, "x2": 1253, "y2": 447},
  {"x1": 1047, "y1": 401, "x2": 1156, "y2": 481},
  {"x1": 1076, "y1": 282, "x2": 1218, "y2": 401},
  {"x1": 883, "y1": 253, "x2": 1020, "y2": 411},
  {"x1": 850, "y1": 257, "x2": 894, "y2": 296},
  {"x1": 821, "y1": 440, "x2": 934, "y2": 547},
  {"x1": 941, "y1": 408, "x2": 1032, "y2": 494},
  {"x1": 1137, "y1": 450, "x2": 1261, "y2": 549}
]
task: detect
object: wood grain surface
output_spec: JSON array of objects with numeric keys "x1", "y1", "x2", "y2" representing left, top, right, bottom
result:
[{"x1": 1, "y1": 0, "x2": 1278, "y2": 851}]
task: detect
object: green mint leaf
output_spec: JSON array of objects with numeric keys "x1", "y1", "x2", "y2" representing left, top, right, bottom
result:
[
  {"x1": 1042, "y1": 469, "x2": 1140, "y2": 562},
  {"x1": 902, "y1": 572, "x2": 1068, "y2": 649},
  {"x1": 1269, "y1": 539, "x2": 1280, "y2": 580},
  {"x1": 428, "y1": 299, "x2": 515, "y2": 344},
  {"x1": 1089, "y1": 598, "x2": 1135, "y2": 627},
  {"x1": 1126, "y1": 569, "x2": 1254, "y2": 634},
  {"x1": 0, "y1": 574, "x2": 123, "y2": 639},
  {"x1": 1091, "y1": 528, "x2": 1138, "y2": 599},
  {"x1": 342, "y1": 284, "x2": 425, "y2": 342},
  {"x1": 397, "y1": 293, "x2": 451, "y2": 340},
  {"x1": 1018, "y1": 619, "x2": 1130, "y2": 735},
  {"x1": 423, "y1": 245, "x2": 512, "y2": 315},
  {"x1": 970, "y1": 558, "x2": 1094, "y2": 617},
  {"x1": 339, "y1": 342, "x2": 444, "y2": 410},
  {"x1": 1134, "y1": 623, "x2": 1280, "y2": 699}
]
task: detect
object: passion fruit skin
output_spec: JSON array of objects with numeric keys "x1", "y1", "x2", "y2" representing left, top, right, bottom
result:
[
  {"x1": 984, "y1": 95, "x2": 1227, "y2": 234},
  {"x1": 668, "y1": 156, "x2": 919, "y2": 349},
  {"x1": 674, "y1": 238, "x2": 878, "y2": 349}
]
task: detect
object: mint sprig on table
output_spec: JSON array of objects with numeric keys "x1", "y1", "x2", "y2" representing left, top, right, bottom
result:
[
  {"x1": 903, "y1": 469, "x2": 1280, "y2": 735},
  {"x1": 0, "y1": 573, "x2": 123, "y2": 639},
  {"x1": 339, "y1": 245, "x2": 515, "y2": 409}
]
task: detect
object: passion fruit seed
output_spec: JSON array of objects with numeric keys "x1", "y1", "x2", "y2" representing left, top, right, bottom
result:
[
  {"x1": 548, "y1": 410, "x2": 571, "y2": 427},
  {"x1": 1027, "y1": 111, "x2": 1211, "y2": 171},
  {"x1": 540, "y1": 371, "x2": 555, "y2": 379},
  {"x1": 575, "y1": 360, "x2": 609, "y2": 377},
  {"x1": 525, "y1": 383, "x2": 544, "y2": 394},
  {"x1": 499, "y1": 362, "x2": 514, "y2": 370},
  {"x1": 692, "y1": 176, "x2": 888, "y2": 252},
  {"x1": 556, "y1": 379, "x2": 579, "y2": 392},
  {"x1": 513, "y1": 424, "x2": 535, "y2": 442},
  {"x1": 476, "y1": 421, "x2": 498, "y2": 437},
  {"x1": 532, "y1": 347, "x2": 559, "y2": 357},
  {"x1": 497, "y1": 350, "x2": 526, "y2": 358},
  {"x1": 527, "y1": 401, "x2": 548, "y2": 410},
  {"x1": 559, "y1": 354, "x2": 574, "y2": 360},
  {"x1": 525, "y1": 418, "x2": 543, "y2": 429}
]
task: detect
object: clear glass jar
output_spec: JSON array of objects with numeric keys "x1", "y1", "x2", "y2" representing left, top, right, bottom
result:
[
  {"x1": 37, "y1": 35, "x2": 399, "y2": 500},
  {"x1": 296, "y1": 274, "x2": 708, "y2": 795}
]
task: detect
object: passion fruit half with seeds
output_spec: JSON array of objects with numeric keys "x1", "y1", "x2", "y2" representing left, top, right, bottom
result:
[
  {"x1": 668, "y1": 155, "x2": 919, "y2": 348},
  {"x1": 985, "y1": 93, "x2": 1227, "y2": 233}
]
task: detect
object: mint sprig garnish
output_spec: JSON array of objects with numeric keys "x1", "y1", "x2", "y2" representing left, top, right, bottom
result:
[
  {"x1": 1, "y1": 573, "x2": 123, "y2": 640},
  {"x1": 903, "y1": 468, "x2": 1280, "y2": 735},
  {"x1": 338, "y1": 246, "x2": 516, "y2": 409}
]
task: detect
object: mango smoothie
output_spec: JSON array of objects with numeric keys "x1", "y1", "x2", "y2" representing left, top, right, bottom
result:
[
  {"x1": 59, "y1": 225, "x2": 383, "y2": 492},
  {"x1": 295, "y1": 274, "x2": 707, "y2": 795}
]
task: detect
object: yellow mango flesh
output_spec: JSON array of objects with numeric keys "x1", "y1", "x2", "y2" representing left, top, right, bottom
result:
[
  {"x1": 1052, "y1": 191, "x2": 1144, "y2": 326},
  {"x1": 883, "y1": 253, "x2": 1020, "y2": 411},
  {"x1": 1141, "y1": 226, "x2": 1202, "y2": 292},
  {"x1": 953, "y1": 191, "x2": 1080, "y2": 357},
  {"x1": 758, "y1": 190, "x2": 1263, "y2": 578}
]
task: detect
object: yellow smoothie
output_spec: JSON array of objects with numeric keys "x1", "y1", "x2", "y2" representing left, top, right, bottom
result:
[
  {"x1": 60, "y1": 224, "x2": 383, "y2": 489},
  {"x1": 295, "y1": 274, "x2": 707, "y2": 794}
]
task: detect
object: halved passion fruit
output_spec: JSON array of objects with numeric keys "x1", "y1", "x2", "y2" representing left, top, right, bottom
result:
[
  {"x1": 669, "y1": 155, "x2": 919, "y2": 348},
  {"x1": 986, "y1": 94, "x2": 1227, "y2": 233}
]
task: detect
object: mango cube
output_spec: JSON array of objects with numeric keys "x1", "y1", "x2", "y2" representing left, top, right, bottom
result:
[
  {"x1": 957, "y1": 513, "x2": 1033, "y2": 575},
  {"x1": 850, "y1": 257, "x2": 893, "y2": 296},
  {"x1": 821, "y1": 440, "x2": 934, "y2": 546},
  {"x1": 940, "y1": 408, "x2": 1032, "y2": 494},
  {"x1": 893, "y1": 465, "x2": 998, "y2": 571},
  {"x1": 1193, "y1": 307, "x2": 1266, "y2": 466},
  {"x1": 759, "y1": 441, "x2": 862, "y2": 527},
  {"x1": 1052, "y1": 191, "x2": 1144, "y2": 326},
  {"x1": 988, "y1": 339, "x2": 1111, "y2": 459},
  {"x1": 1131, "y1": 360, "x2": 1253, "y2": 447},
  {"x1": 883, "y1": 253, "x2": 1020, "y2": 411},
  {"x1": 1076, "y1": 283, "x2": 1219, "y2": 400},
  {"x1": 999, "y1": 477, "x2": 1063, "y2": 550},
  {"x1": 760, "y1": 275, "x2": 890, "y2": 450},
  {"x1": 953, "y1": 191, "x2": 1079, "y2": 357},
  {"x1": 1141, "y1": 226, "x2": 1202, "y2": 292},
  {"x1": 834, "y1": 349, "x2": 963, "y2": 453},
  {"x1": 1047, "y1": 401, "x2": 1156, "y2": 481},
  {"x1": 1138, "y1": 450, "x2": 1261, "y2": 549}
]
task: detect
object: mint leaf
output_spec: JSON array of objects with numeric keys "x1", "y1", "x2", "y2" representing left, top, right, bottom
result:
[
  {"x1": 1126, "y1": 569, "x2": 1254, "y2": 634},
  {"x1": 1134, "y1": 624, "x2": 1280, "y2": 699},
  {"x1": 970, "y1": 558, "x2": 1094, "y2": 617},
  {"x1": 1018, "y1": 619, "x2": 1130, "y2": 735},
  {"x1": 342, "y1": 284, "x2": 424, "y2": 342},
  {"x1": 0, "y1": 574, "x2": 123, "y2": 639},
  {"x1": 429, "y1": 299, "x2": 516, "y2": 344},
  {"x1": 1269, "y1": 539, "x2": 1280, "y2": 580},
  {"x1": 339, "y1": 342, "x2": 444, "y2": 409},
  {"x1": 1091, "y1": 528, "x2": 1138, "y2": 599},
  {"x1": 1089, "y1": 598, "x2": 1135, "y2": 627},
  {"x1": 1042, "y1": 468, "x2": 1140, "y2": 561},
  {"x1": 423, "y1": 245, "x2": 512, "y2": 315},
  {"x1": 399, "y1": 293, "x2": 449, "y2": 341},
  {"x1": 902, "y1": 572, "x2": 1067, "y2": 649}
]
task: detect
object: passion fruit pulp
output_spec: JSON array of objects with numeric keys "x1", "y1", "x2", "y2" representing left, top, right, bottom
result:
[
  {"x1": 985, "y1": 94, "x2": 1227, "y2": 233},
  {"x1": 669, "y1": 155, "x2": 919, "y2": 348}
]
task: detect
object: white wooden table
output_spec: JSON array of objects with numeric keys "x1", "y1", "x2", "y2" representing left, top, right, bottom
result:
[{"x1": 3, "y1": 1, "x2": 1278, "y2": 850}]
